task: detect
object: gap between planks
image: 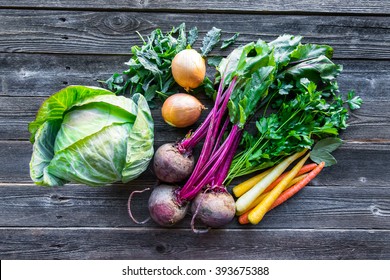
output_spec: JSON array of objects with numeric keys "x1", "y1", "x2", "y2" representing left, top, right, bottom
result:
[
  {"x1": 0, "y1": 6, "x2": 388, "y2": 17},
  {"x1": 0, "y1": 226, "x2": 388, "y2": 233}
]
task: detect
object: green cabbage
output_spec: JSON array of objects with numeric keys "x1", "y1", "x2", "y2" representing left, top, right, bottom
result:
[{"x1": 29, "y1": 85, "x2": 154, "y2": 187}]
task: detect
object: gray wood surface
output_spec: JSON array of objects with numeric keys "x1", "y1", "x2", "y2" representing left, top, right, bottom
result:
[
  {"x1": 1, "y1": 228, "x2": 389, "y2": 259},
  {"x1": 0, "y1": 2, "x2": 389, "y2": 260},
  {"x1": 0, "y1": 10, "x2": 389, "y2": 59},
  {"x1": 0, "y1": 0, "x2": 388, "y2": 14}
]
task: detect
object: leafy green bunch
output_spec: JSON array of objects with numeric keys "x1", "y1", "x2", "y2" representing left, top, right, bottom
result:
[
  {"x1": 225, "y1": 35, "x2": 362, "y2": 183},
  {"x1": 104, "y1": 23, "x2": 238, "y2": 107}
]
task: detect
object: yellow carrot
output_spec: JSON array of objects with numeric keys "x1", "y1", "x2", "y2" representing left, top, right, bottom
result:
[
  {"x1": 262, "y1": 163, "x2": 317, "y2": 193},
  {"x1": 269, "y1": 161, "x2": 325, "y2": 211},
  {"x1": 236, "y1": 173, "x2": 308, "y2": 216},
  {"x1": 248, "y1": 152, "x2": 311, "y2": 224},
  {"x1": 232, "y1": 168, "x2": 273, "y2": 197},
  {"x1": 235, "y1": 149, "x2": 307, "y2": 214}
]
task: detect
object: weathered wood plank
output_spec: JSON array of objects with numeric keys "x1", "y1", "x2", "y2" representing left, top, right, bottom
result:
[
  {"x1": 0, "y1": 183, "x2": 388, "y2": 230},
  {"x1": 0, "y1": 10, "x2": 389, "y2": 59},
  {"x1": 0, "y1": 0, "x2": 388, "y2": 15},
  {"x1": 1, "y1": 53, "x2": 388, "y2": 98},
  {"x1": 1, "y1": 227, "x2": 389, "y2": 259},
  {"x1": 0, "y1": 141, "x2": 389, "y2": 186}
]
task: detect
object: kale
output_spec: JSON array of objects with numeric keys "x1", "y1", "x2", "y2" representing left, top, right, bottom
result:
[{"x1": 102, "y1": 24, "x2": 227, "y2": 107}]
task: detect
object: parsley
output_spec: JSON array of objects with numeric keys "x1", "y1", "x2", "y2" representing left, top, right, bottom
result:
[
  {"x1": 347, "y1": 90, "x2": 363, "y2": 110},
  {"x1": 226, "y1": 35, "x2": 363, "y2": 182}
]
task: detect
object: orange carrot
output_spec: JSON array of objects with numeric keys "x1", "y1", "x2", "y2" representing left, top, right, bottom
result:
[
  {"x1": 263, "y1": 163, "x2": 317, "y2": 193},
  {"x1": 268, "y1": 161, "x2": 325, "y2": 211},
  {"x1": 238, "y1": 211, "x2": 250, "y2": 224}
]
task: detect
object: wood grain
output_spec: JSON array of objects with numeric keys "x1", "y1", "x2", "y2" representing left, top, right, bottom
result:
[
  {"x1": 0, "y1": 183, "x2": 388, "y2": 230},
  {"x1": 0, "y1": 10, "x2": 389, "y2": 59},
  {"x1": 0, "y1": 0, "x2": 388, "y2": 15},
  {"x1": 1, "y1": 227, "x2": 389, "y2": 259},
  {"x1": 1, "y1": 53, "x2": 389, "y2": 98},
  {"x1": 1, "y1": 1, "x2": 390, "y2": 261}
]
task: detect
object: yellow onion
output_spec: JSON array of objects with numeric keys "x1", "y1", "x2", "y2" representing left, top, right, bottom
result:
[
  {"x1": 162, "y1": 93, "x2": 205, "y2": 128},
  {"x1": 171, "y1": 49, "x2": 206, "y2": 91}
]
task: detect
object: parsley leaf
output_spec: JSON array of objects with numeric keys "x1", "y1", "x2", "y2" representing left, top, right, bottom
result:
[{"x1": 347, "y1": 90, "x2": 363, "y2": 110}]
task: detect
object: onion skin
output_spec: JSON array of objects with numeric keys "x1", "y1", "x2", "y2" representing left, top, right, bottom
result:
[
  {"x1": 172, "y1": 49, "x2": 206, "y2": 91},
  {"x1": 162, "y1": 93, "x2": 204, "y2": 128}
]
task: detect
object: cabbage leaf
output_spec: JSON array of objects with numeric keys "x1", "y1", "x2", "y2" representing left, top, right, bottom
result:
[{"x1": 29, "y1": 86, "x2": 154, "y2": 187}]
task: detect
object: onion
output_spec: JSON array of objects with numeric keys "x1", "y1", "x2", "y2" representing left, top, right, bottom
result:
[
  {"x1": 172, "y1": 49, "x2": 206, "y2": 91},
  {"x1": 162, "y1": 93, "x2": 205, "y2": 128}
]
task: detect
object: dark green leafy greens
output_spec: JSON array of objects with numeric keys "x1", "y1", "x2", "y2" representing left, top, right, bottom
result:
[
  {"x1": 200, "y1": 27, "x2": 222, "y2": 56},
  {"x1": 225, "y1": 35, "x2": 362, "y2": 183},
  {"x1": 207, "y1": 56, "x2": 223, "y2": 67},
  {"x1": 103, "y1": 24, "x2": 229, "y2": 107},
  {"x1": 221, "y1": 32, "x2": 239, "y2": 49},
  {"x1": 187, "y1": 26, "x2": 199, "y2": 46},
  {"x1": 104, "y1": 24, "x2": 188, "y2": 107}
]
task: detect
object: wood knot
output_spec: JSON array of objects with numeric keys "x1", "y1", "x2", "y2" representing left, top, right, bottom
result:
[
  {"x1": 155, "y1": 244, "x2": 166, "y2": 253},
  {"x1": 112, "y1": 16, "x2": 123, "y2": 26},
  {"x1": 139, "y1": 0, "x2": 148, "y2": 6}
]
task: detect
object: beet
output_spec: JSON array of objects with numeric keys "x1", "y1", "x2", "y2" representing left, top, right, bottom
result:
[
  {"x1": 153, "y1": 143, "x2": 195, "y2": 183},
  {"x1": 191, "y1": 191, "x2": 235, "y2": 228},
  {"x1": 148, "y1": 184, "x2": 188, "y2": 227}
]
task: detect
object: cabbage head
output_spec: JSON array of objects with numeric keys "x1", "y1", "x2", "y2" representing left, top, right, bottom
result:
[{"x1": 29, "y1": 85, "x2": 154, "y2": 187}]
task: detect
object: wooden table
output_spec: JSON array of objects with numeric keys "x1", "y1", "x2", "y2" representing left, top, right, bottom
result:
[{"x1": 0, "y1": 1, "x2": 389, "y2": 260}]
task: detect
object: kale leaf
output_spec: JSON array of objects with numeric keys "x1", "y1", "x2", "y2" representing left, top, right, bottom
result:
[{"x1": 103, "y1": 24, "x2": 226, "y2": 106}]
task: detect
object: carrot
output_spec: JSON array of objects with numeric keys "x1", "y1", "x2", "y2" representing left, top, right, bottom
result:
[
  {"x1": 236, "y1": 173, "x2": 308, "y2": 216},
  {"x1": 232, "y1": 168, "x2": 273, "y2": 198},
  {"x1": 238, "y1": 211, "x2": 250, "y2": 224},
  {"x1": 237, "y1": 173, "x2": 309, "y2": 223},
  {"x1": 239, "y1": 163, "x2": 324, "y2": 225},
  {"x1": 235, "y1": 149, "x2": 307, "y2": 214},
  {"x1": 263, "y1": 163, "x2": 317, "y2": 193},
  {"x1": 248, "y1": 152, "x2": 310, "y2": 225},
  {"x1": 269, "y1": 161, "x2": 325, "y2": 211}
]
